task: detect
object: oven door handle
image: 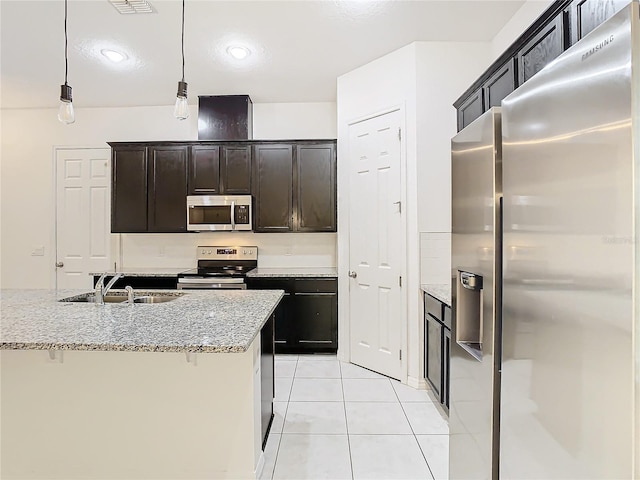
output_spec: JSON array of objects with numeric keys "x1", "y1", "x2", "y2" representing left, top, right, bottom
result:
[{"x1": 230, "y1": 201, "x2": 236, "y2": 230}]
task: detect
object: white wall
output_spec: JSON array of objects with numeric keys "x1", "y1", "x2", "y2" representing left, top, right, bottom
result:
[
  {"x1": 491, "y1": 0, "x2": 555, "y2": 61},
  {"x1": 415, "y1": 1, "x2": 555, "y2": 288},
  {"x1": 416, "y1": 42, "x2": 493, "y2": 286},
  {"x1": 253, "y1": 103, "x2": 336, "y2": 139},
  {"x1": 0, "y1": 102, "x2": 337, "y2": 288},
  {"x1": 337, "y1": 41, "x2": 492, "y2": 385}
]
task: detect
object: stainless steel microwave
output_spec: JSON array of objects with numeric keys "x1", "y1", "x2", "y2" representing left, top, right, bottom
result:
[{"x1": 186, "y1": 195, "x2": 252, "y2": 232}]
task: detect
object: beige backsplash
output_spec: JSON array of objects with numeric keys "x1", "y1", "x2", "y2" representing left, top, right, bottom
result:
[
  {"x1": 420, "y1": 232, "x2": 451, "y2": 285},
  {"x1": 115, "y1": 232, "x2": 337, "y2": 270}
]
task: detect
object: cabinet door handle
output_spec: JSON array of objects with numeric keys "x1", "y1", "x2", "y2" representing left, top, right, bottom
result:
[
  {"x1": 55, "y1": 262, "x2": 64, "y2": 268},
  {"x1": 348, "y1": 271, "x2": 357, "y2": 278}
]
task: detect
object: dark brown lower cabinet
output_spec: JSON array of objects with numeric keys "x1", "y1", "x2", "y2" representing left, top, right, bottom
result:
[
  {"x1": 246, "y1": 277, "x2": 338, "y2": 354},
  {"x1": 425, "y1": 313, "x2": 443, "y2": 399},
  {"x1": 273, "y1": 292, "x2": 294, "y2": 349},
  {"x1": 92, "y1": 275, "x2": 178, "y2": 290},
  {"x1": 260, "y1": 312, "x2": 274, "y2": 450},
  {"x1": 443, "y1": 325, "x2": 451, "y2": 409},
  {"x1": 424, "y1": 292, "x2": 450, "y2": 411}
]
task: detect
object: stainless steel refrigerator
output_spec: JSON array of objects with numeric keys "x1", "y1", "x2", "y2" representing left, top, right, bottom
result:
[
  {"x1": 451, "y1": 2, "x2": 638, "y2": 478},
  {"x1": 451, "y1": 107, "x2": 502, "y2": 480}
]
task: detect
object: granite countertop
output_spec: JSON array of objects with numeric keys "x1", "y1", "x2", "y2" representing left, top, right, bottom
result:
[
  {"x1": 421, "y1": 284, "x2": 451, "y2": 306},
  {"x1": 246, "y1": 267, "x2": 338, "y2": 278},
  {"x1": 0, "y1": 289, "x2": 283, "y2": 354},
  {"x1": 89, "y1": 268, "x2": 189, "y2": 277}
]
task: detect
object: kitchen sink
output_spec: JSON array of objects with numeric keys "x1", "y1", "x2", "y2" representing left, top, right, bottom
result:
[
  {"x1": 59, "y1": 292, "x2": 183, "y2": 304},
  {"x1": 131, "y1": 296, "x2": 177, "y2": 304}
]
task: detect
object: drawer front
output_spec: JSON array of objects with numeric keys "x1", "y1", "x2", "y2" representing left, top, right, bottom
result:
[
  {"x1": 425, "y1": 294, "x2": 443, "y2": 321},
  {"x1": 443, "y1": 305, "x2": 452, "y2": 330},
  {"x1": 294, "y1": 278, "x2": 337, "y2": 294},
  {"x1": 246, "y1": 278, "x2": 292, "y2": 292}
]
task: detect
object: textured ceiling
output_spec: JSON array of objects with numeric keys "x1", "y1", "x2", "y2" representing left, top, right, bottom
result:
[{"x1": 0, "y1": 0, "x2": 525, "y2": 109}]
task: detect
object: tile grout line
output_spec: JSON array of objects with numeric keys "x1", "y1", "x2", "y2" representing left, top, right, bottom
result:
[
  {"x1": 393, "y1": 383, "x2": 437, "y2": 480},
  {"x1": 339, "y1": 360, "x2": 355, "y2": 480},
  {"x1": 269, "y1": 356, "x2": 297, "y2": 479}
]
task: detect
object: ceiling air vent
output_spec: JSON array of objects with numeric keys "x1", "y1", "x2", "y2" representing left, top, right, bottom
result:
[{"x1": 109, "y1": 0, "x2": 155, "y2": 14}]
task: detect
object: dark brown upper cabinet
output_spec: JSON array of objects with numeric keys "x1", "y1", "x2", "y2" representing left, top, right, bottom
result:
[
  {"x1": 568, "y1": 0, "x2": 628, "y2": 45},
  {"x1": 111, "y1": 146, "x2": 148, "y2": 233},
  {"x1": 111, "y1": 144, "x2": 187, "y2": 233},
  {"x1": 220, "y1": 145, "x2": 251, "y2": 194},
  {"x1": 457, "y1": 88, "x2": 484, "y2": 131},
  {"x1": 483, "y1": 58, "x2": 516, "y2": 111},
  {"x1": 253, "y1": 144, "x2": 294, "y2": 232},
  {"x1": 188, "y1": 145, "x2": 220, "y2": 194},
  {"x1": 148, "y1": 146, "x2": 188, "y2": 232},
  {"x1": 188, "y1": 144, "x2": 251, "y2": 195},
  {"x1": 454, "y1": 0, "x2": 627, "y2": 132},
  {"x1": 516, "y1": 13, "x2": 565, "y2": 85},
  {"x1": 111, "y1": 139, "x2": 336, "y2": 234},
  {"x1": 296, "y1": 144, "x2": 336, "y2": 232}
]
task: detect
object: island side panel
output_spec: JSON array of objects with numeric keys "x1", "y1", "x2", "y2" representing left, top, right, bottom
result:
[{"x1": 1, "y1": 342, "x2": 262, "y2": 480}]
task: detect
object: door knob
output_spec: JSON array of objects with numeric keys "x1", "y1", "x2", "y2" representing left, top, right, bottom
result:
[
  {"x1": 348, "y1": 271, "x2": 357, "y2": 278},
  {"x1": 55, "y1": 261, "x2": 64, "y2": 268}
]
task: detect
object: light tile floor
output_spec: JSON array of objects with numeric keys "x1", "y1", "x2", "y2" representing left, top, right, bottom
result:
[{"x1": 261, "y1": 354, "x2": 449, "y2": 480}]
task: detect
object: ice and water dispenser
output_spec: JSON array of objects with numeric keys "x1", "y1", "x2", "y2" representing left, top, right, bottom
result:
[{"x1": 456, "y1": 270, "x2": 484, "y2": 361}]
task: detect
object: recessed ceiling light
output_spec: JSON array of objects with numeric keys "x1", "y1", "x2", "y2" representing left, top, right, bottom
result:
[
  {"x1": 227, "y1": 46, "x2": 251, "y2": 60},
  {"x1": 101, "y1": 49, "x2": 127, "y2": 63}
]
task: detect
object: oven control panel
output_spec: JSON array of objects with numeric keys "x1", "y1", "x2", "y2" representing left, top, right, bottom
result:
[{"x1": 197, "y1": 246, "x2": 258, "y2": 260}]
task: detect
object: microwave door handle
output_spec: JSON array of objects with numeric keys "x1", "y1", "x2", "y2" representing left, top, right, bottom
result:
[{"x1": 230, "y1": 201, "x2": 236, "y2": 230}]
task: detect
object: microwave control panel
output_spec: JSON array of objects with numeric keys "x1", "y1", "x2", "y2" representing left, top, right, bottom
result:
[{"x1": 235, "y1": 205, "x2": 250, "y2": 224}]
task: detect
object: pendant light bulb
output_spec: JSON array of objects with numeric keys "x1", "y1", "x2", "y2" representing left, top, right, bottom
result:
[
  {"x1": 174, "y1": 80, "x2": 189, "y2": 120},
  {"x1": 174, "y1": 0, "x2": 189, "y2": 121},
  {"x1": 58, "y1": 84, "x2": 75, "y2": 124},
  {"x1": 58, "y1": 0, "x2": 75, "y2": 125}
]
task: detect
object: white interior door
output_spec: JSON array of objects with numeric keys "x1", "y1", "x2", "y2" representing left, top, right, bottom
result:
[
  {"x1": 55, "y1": 148, "x2": 111, "y2": 289},
  {"x1": 348, "y1": 110, "x2": 403, "y2": 380}
]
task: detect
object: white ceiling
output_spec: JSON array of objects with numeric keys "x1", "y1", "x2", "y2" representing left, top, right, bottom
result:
[{"x1": 0, "y1": 0, "x2": 525, "y2": 109}]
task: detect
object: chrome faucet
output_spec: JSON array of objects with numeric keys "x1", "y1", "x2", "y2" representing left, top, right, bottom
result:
[
  {"x1": 94, "y1": 273, "x2": 124, "y2": 304},
  {"x1": 125, "y1": 285, "x2": 135, "y2": 304}
]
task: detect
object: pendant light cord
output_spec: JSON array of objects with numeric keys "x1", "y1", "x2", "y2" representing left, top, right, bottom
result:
[
  {"x1": 181, "y1": 0, "x2": 185, "y2": 82},
  {"x1": 64, "y1": 0, "x2": 68, "y2": 85}
]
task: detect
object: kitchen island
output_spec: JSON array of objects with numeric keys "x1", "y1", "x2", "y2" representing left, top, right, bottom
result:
[{"x1": 0, "y1": 288, "x2": 283, "y2": 480}]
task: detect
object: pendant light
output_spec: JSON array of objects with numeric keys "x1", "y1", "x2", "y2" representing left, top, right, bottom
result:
[
  {"x1": 58, "y1": 0, "x2": 75, "y2": 124},
  {"x1": 174, "y1": 0, "x2": 189, "y2": 120}
]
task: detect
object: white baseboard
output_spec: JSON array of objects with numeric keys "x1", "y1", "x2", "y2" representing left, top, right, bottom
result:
[{"x1": 407, "y1": 375, "x2": 428, "y2": 390}]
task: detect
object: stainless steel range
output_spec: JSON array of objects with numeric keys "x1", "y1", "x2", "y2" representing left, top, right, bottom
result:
[{"x1": 177, "y1": 246, "x2": 257, "y2": 290}]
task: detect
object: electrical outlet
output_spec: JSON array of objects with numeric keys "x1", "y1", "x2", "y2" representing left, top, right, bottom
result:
[{"x1": 31, "y1": 246, "x2": 45, "y2": 256}]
